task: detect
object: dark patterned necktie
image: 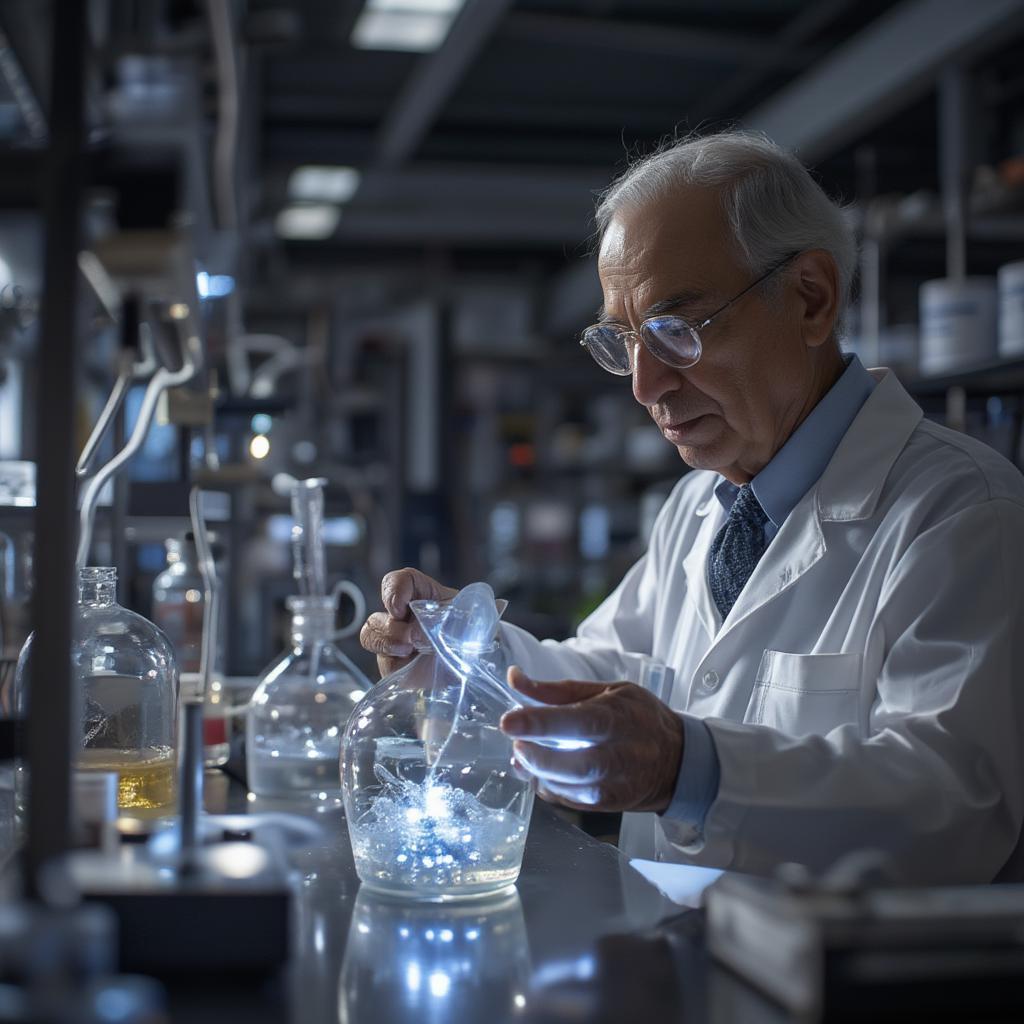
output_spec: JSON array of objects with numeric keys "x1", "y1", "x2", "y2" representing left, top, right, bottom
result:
[{"x1": 706, "y1": 485, "x2": 769, "y2": 620}]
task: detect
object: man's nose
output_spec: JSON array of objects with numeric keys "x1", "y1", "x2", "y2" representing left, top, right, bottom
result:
[{"x1": 631, "y1": 336, "x2": 681, "y2": 408}]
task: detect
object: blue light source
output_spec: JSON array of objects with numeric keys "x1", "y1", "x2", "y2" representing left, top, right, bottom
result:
[{"x1": 196, "y1": 271, "x2": 236, "y2": 299}]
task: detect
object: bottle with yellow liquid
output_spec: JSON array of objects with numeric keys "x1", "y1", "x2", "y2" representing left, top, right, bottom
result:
[{"x1": 16, "y1": 566, "x2": 179, "y2": 819}]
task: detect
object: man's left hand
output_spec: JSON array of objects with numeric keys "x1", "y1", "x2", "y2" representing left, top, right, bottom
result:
[{"x1": 500, "y1": 666, "x2": 685, "y2": 814}]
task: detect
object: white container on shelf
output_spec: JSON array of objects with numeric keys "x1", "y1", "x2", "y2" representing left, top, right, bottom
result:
[
  {"x1": 919, "y1": 277, "x2": 998, "y2": 376},
  {"x1": 998, "y1": 260, "x2": 1024, "y2": 358}
]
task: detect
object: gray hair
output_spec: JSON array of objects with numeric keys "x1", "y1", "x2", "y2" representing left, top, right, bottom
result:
[{"x1": 595, "y1": 130, "x2": 857, "y2": 331}]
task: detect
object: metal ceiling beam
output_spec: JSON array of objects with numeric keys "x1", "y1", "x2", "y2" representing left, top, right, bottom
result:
[
  {"x1": 502, "y1": 11, "x2": 819, "y2": 71},
  {"x1": 374, "y1": 0, "x2": 514, "y2": 169},
  {"x1": 357, "y1": 163, "x2": 606, "y2": 206},
  {"x1": 264, "y1": 159, "x2": 605, "y2": 206},
  {"x1": 266, "y1": 92, "x2": 684, "y2": 132},
  {"x1": 745, "y1": 0, "x2": 1024, "y2": 161},
  {"x1": 331, "y1": 204, "x2": 593, "y2": 246},
  {"x1": 696, "y1": 0, "x2": 860, "y2": 123}
]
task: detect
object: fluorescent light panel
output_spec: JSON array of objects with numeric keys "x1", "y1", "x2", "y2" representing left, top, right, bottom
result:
[
  {"x1": 275, "y1": 204, "x2": 341, "y2": 240},
  {"x1": 287, "y1": 165, "x2": 361, "y2": 204},
  {"x1": 350, "y1": 0, "x2": 467, "y2": 52},
  {"x1": 368, "y1": 0, "x2": 465, "y2": 12}
]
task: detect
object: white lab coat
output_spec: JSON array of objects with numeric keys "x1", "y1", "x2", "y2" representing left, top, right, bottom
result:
[{"x1": 500, "y1": 369, "x2": 1024, "y2": 884}]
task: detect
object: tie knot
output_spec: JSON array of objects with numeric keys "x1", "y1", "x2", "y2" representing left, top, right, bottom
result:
[{"x1": 731, "y1": 485, "x2": 768, "y2": 527}]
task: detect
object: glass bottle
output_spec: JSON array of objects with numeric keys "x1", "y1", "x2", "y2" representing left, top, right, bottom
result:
[
  {"x1": 156, "y1": 533, "x2": 233, "y2": 768},
  {"x1": 151, "y1": 534, "x2": 205, "y2": 674},
  {"x1": 15, "y1": 566, "x2": 179, "y2": 817},
  {"x1": 341, "y1": 582, "x2": 535, "y2": 901},
  {"x1": 246, "y1": 581, "x2": 371, "y2": 802}
]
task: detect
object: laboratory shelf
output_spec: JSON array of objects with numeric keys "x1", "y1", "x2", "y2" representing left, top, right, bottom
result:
[{"x1": 907, "y1": 356, "x2": 1024, "y2": 397}]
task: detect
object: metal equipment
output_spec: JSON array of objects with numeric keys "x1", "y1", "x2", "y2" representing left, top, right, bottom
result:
[{"x1": 707, "y1": 864, "x2": 1024, "y2": 1020}]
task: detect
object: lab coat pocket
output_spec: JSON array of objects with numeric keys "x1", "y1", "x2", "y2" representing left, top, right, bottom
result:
[{"x1": 748, "y1": 650, "x2": 862, "y2": 737}]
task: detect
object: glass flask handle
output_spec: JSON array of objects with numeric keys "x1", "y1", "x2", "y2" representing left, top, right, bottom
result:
[{"x1": 331, "y1": 580, "x2": 366, "y2": 641}]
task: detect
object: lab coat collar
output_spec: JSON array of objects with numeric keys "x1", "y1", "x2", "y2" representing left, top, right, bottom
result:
[
  {"x1": 814, "y1": 368, "x2": 923, "y2": 523},
  {"x1": 700, "y1": 368, "x2": 920, "y2": 641}
]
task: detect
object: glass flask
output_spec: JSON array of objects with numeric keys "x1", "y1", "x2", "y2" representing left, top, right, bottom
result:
[
  {"x1": 151, "y1": 534, "x2": 204, "y2": 674},
  {"x1": 337, "y1": 889, "x2": 530, "y2": 1023},
  {"x1": 15, "y1": 566, "x2": 179, "y2": 817},
  {"x1": 247, "y1": 581, "x2": 370, "y2": 802},
  {"x1": 341, "y1": 582, "x2": 535, "y2": 901}
]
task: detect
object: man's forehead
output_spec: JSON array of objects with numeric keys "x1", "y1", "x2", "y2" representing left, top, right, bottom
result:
[{"x1": 597, "y1": 191, "x2": 734, "y2": 313}]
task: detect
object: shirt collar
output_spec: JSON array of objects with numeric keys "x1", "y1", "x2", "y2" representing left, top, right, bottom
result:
[{"x1": 714, "y1": 355, "x2": 876, "y2": 528}]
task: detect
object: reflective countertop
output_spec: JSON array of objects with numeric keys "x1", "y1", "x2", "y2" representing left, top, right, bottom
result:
[{"x1": 183, "y1": 772, "x2": 782, "y2": 1024}]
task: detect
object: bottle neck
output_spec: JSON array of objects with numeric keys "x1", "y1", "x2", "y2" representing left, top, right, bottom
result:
[
  {"x1": 79, "y1": 567, "x2": 117, "y2": 608},
  {"x1": 287, "y1": 597, "x2": 335, "y2": 646}
]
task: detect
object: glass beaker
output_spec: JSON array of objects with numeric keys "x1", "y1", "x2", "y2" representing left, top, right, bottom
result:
[
  {"x1": 341, "y1": 582, "x2": 534, "y2": 901},
  {"x1": 247, "y1": 581, "x2": 370, "y2": 802},
  {"x1": 15, "y1": 566, "x2": 179, "y2": 817}
]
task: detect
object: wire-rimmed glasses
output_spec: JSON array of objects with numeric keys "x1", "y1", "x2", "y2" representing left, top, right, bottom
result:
[{"x1": 580, "y1": 252, "x2": 799, "y2": 376}]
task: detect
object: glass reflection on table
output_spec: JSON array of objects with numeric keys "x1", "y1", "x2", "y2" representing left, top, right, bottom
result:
[{"x1": 338, "y1": 887, "x2": 531, "y2": 1023}]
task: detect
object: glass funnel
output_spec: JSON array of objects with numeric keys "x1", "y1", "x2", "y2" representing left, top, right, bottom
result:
[
  {"x1": 247, "y1": 581, "x2": 371, "y2": 803},
  {"x1": 15, "y1": 566, "x2": 179, "y2": 817},
  {"x1": 341, "y1": 582, "x2": 534, "y2": 901}
]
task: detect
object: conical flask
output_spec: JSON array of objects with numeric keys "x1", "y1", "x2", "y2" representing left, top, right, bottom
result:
[
  {"x1": 341, "y1": 582, "x2": 535, "y2": 901},
  {"x1": 247, "y1": 582, "x2": 371, "y2": 802}
]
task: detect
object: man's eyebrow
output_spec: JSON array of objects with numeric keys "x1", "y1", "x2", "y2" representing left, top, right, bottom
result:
[
  {"x1": 641, "y1": 291, "x2": 709, "y2": 319},
  {"x1": 596, "y1": 290, "x2": 710, "y2": 325}
]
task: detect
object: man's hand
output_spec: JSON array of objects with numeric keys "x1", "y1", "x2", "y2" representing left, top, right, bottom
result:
[
  {"x1": 500, "y1": 666, "x2": 685, "y2": 814},
  {"x1": 359, "y1": 568, "x2": 457, "y2": 678}
]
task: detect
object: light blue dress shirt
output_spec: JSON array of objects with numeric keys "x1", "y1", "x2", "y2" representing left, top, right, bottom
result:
[{"x1": 662, "y1": 355, "x2": 876, "y2": 828}]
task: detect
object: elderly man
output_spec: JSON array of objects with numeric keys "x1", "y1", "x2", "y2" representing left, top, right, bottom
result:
[{"x1": 361, "y1": 130, "x2": 1024, "y2": 884}]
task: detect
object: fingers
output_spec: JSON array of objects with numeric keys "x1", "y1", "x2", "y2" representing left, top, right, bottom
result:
[
  {"x1": 501, "y1": 701, "x2": 614, "y2": 743},
  {"x1": 507, "y1": 666, "x2": 611, "y2": 705},
  {"x1": 359, "y1": 611, "x2": 417, "y2": 659},
  {"x1": 535, "y1": 779, "x2": 603, "y2": 810},
  {"x1": 513, "y1": 740, "x2": 602, "y2": 785},
  {"x1": 381, "y1": 568, "x2": 455, "y2": 619}
]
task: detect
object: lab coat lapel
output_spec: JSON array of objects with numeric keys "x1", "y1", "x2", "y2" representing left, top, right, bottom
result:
[
  {"x1": 713, "y1": 369, "x2": 922, "y2": 640},
  {"x1": 682, "y1": 495, "x2": 722, "y2": 639}
]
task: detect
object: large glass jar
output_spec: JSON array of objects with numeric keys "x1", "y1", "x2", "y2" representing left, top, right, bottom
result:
[
  {"x1": 341, "y1": 582, "x2": 534, "y2": 901},
  {"x1": 15, "y1": 566, "x2": 179, "y2": 817},
  {"x1": 151, "y1": 534, "x2": 205, "y2": 673},
  {"x1": 247, "y1": 582, "x2": 371, "y2": 803}
]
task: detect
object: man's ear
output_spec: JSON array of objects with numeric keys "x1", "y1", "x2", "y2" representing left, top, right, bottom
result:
[{"x1": 792, "y1": 249, "x2": 839, "y2": 349}]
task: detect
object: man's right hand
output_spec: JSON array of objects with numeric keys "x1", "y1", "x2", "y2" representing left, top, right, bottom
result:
[{"x1": 359, "y1": 568, "x2": 457, "y2": 678}]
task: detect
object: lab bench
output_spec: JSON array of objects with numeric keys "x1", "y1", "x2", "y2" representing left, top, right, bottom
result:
[{"x1": 160, "y1": 772, "x2": 784, "y2": 1024}]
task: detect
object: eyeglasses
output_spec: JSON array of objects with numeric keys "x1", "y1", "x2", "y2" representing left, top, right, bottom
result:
[{"x1": 579, "y1": 252, "x2": 799, "y2": 376}]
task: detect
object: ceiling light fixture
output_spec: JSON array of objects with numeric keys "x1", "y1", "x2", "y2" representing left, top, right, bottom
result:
[
  {"x1": 369, "y1": 0, "x2": 464, "y2": 11},
  {"x1": 287, "y1": 165, "x2": 362, "y2": 204},
  {"x1": 350, "y1": 0, "x2": 467, "y2": 53},
  {"x1": 275, "y1": 204, "x2": 341, "y2": 241}
]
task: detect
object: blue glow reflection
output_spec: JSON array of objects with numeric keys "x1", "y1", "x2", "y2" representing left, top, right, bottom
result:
[{"x1": 338, "y1": 888, "x2": 530, "y2": 1023}]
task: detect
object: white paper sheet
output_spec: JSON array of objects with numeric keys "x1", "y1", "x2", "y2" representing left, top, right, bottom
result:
[{"x1": 629, "y1": 858, "x2": 724, "y2": 908}]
